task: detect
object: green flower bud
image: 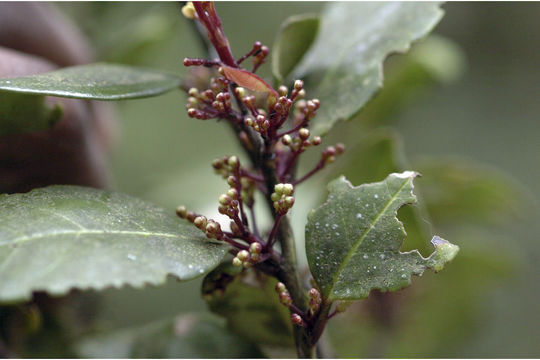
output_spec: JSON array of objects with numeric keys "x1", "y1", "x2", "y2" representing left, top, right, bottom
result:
[
  {"x1": 282, "y1": 183, "x2": 294, "y2": 196},
  {"x1": 249, "y1": 242, "x2": 262, "y2": 254},
  {"x1": 298, "y1": 128, "x2": 310, "y2": 140},
  {"x1": 237, "y1": 250, "x2": 249, "y2": 261},
  {"x1": 232, "y1": 257, "x2": 242, "y2": 267},
  {"x1": 275, "y1": 282, "x2": 286, "y2": 293},
  {"x1": 218, "y1": 194, "x2": 231, "y2": 205}
]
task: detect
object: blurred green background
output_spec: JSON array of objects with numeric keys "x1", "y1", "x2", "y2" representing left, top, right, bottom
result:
[{"x1": 47, "y1": 2, "x2": 539, "y2": 358}]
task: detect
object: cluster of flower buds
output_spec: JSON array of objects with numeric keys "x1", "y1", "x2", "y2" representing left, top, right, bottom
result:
[
  {"x1": 218, "y1": 188, "x2": 240, "y2": 219},
  {"x1": 177, "y1": 206, "x2": 224, "y2": 240},
  {"x1": 275, "y1": 282, "x2": 292, "y2": 307},
  {"x1": 281, "y1": 128, "x2": 322, "y2": 153},
  {"x1": 232, "y1": 242, "x2": 263, "y2": 268},
  {"x1": 271, "y1": 183, "x2": 295, "y2": 215},
  {"x1": 243, "y1": 113, "x2": 270, "y2": 135},
  {"x1": 308, "y1": 288, "x2": 322, "y2": 316},
  {"x1": 212, "y1": 155, "x2": 239, "y2": 179},
  {"x1": 321, "y1": 143, "x2": 346, "y2": 165},
  {"x1": 187, "y1": 86, "x2": 232, "y2": 119}
]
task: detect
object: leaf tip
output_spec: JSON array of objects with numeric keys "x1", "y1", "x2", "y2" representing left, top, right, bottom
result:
[{"x1": 429, "y1": 235, "x2": 459, "y2": 272}]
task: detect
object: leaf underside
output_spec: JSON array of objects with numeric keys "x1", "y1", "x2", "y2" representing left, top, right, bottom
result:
[
  {"x1": 305, "y1": 172, "x2": 458, "y2": 301},
  {"x1": 0, "y1": 186, "x2": 229, "y2": 302},
  {"x1": 0, "y1": 63, "x2": 181, "y2": 100},
  {"x1": 292, "y1": 2, "x2": 444, "y2": 136},
  {"x1": 0, "y1": 92, "x2": 62, "y2": 135}
]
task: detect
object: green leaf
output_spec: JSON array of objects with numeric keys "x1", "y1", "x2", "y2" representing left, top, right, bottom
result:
[
  {"x1": 272, "y1": 14, "x2": 320, "y2": 83},
  {"x1": 291, "y1": 2, "x2": 444, "y2": 135},
  {"x1": 0, "y1": 92, "x2": 62, "y2": 135},
  {"x1": 75, "y1": 313, "x2": 262, "y2": 358},
  {"x1": 329, "y1": 130, "x2": 432, "y2": 253},
  {"x1": 202, "y1": 264, "x2": 293, "y2": 347},
  {"x1": 0, "y1": 63, "x2": 181, "y2": 100},
  {"x1": 0, "y1": 186, "x2": 229, "y2": 302},
  {"x1": 305, "y1": 172, "x2": 458, "y2": 301},
  {"x1": 413, "y1": 156, "x2": 527, "y2": 226}
]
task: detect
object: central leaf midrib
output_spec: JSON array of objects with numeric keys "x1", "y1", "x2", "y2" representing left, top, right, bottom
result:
[
  {"x1": 327, "y1": 178, "x2": 410, "y2": 298},
  {"x1": 2, "y1": 229, "x2": 179, "y2": 246}
]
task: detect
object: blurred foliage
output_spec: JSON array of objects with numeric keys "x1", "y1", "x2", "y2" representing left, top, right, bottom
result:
[
  {"x1": 1, "y1": 2, "x2": 537, "y2": 358},
  {"x1": 75, "y1": 312, "x2": 262, "y2": 358}
]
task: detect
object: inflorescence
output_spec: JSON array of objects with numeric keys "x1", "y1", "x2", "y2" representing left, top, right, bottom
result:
[{"x1": 178, "y1": 0, "x2": 346, "y2": 327}]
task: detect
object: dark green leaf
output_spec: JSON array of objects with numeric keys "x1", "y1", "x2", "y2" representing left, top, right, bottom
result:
[
  {"x1": 0, "y1": 186, "x2": 229, "y2": 302},
  {"x1": 292, "y1": 2, "x2": 444, "y2": 135},
  {"x1": 75, "y1": 313, "x2": 262, "y2": 358},
  {"x1": 329, "y1": 130, "x2": 432, "y2": 253},
  {"x1": 272, "y1": 14, "x2": 320, "y2": 83},
  {"x1": 305, "y1": 172, "x2": 458, "y2": 301},
  {"x1": 0, "y1": 63, "x2": 181, "y2": 100},
  {"x1": 0, "y1": 92, "x2": 62, "y2": 135},
  {"x1": 202, "y1": 264, "x2": 293, "y2": 347}
]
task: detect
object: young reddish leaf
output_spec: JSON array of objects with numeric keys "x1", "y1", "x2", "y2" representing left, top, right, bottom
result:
[{"x1": 221, "y1": 65, "x2": 278, "y2": 97}]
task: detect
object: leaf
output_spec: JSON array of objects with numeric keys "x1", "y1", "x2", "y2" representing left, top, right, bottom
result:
[
  {"x1": 202, "y1": 263, "x2": 293, "y2": 347},
  {"x1": 413, "y1": 156, "x2": 527, "y2": 226},
  {"x1": 291, "y1": 2, "x2": 444, "y2": 135},
  {"x1": 0, "y1": 63, "x2": 181, "y2": 100},
  {"x1": 272, "y1": 14, "x2": 320, "y2": 83},
  {"x1": 0, "y1": 92, "x2": 62, "y2": 135},
  {"x1": 0, "y1": 186, "x2": 229, "y2": 302},
  {"x1": 75, "y1": 313, "x2": 262, "y2": 358},
  {"x1": 221, "y1": 65, "x2": 278, "y2": 97},
  {"x1": 329, "y1": 130, "x2": 432, "y2": 253},
  {"x1": 305, "y1": 172, "x2": 458, "y2": 301}
]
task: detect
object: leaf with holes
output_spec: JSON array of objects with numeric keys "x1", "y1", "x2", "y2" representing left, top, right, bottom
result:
[
  {"x1": 0, "y1": 63, "x2": 181, "y2": 100},
  {"x1": 305, "y1": 172, "x2": 458, "y2": 301},
  {"x1": 291, "y1": 2, "x2": 444, "y2": 135},
  {"x1": 0, "y1": 186, "x2": 229, "y2": 302}
]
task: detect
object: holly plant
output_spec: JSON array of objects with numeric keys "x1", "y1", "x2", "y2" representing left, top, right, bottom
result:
[{"x1": 0, "y1": 2, "x2": 460, "y2": 358}]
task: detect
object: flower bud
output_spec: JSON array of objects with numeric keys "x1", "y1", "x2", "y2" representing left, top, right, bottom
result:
[
  {"x1": 232, "y1": 257, "x2": 242, "y2": 267},
  {"x1": 291, "y1": 313, "x2": 304, "y2": 326},
  {"x1": 181, "y1": 2, "x2": 196, "y2": 19},
  {"x1": 176, "y1": 205, "x2": 187, "y2": 218},
  {"x1": 237, "y1": 250, "x2": 250, "y2": 261},
  {"x1": 218, "y1": 194, "x2": 231, "y2": 205},
  {"x1": 336, "y1": 143, "x2": 345, "y2": 154},
  {"x1": 193, "y1": 216, "x2": 207, "y2": 230},
  {"x1": 275, "y1": 282, "x2": 286, "y2": 293},
  {"x1": 234, "y1": 87, "x2": 245, "y2": 98},
  {"x1": 282, "y1": 134, "x2": 292, "y2": 145},
  {"x1": 282, "y1": 183, "x2": 294, "y2": 196},
  {"x1": 312, "y1": 136, "x2": 322, "y2": 146},
  {"x1": 294, "y1": 80, "x2": 304, "y2": 90},
  {"x1": 227, "y1": 188, "x2": 239, "y2": 199},
  {"x1": 298, "y1": 128, "x2": 310, "y2": 140},
  {"x1": 278, "y1": 85, "x2": 288, "y2": 97},
  {"x1": 249, "y1": 242, "x2": 263, "y2": 254}
]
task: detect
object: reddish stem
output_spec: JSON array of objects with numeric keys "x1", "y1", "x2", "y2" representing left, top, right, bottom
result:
[{"x1": 193, "y1": 2, "x2": 237, "y2": 67}]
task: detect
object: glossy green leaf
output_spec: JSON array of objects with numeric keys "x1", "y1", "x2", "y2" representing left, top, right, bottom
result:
[
  {"x1": 202, "y1": 264, "x2": 293, "y2": 347},
  {"x1": 0, "y1": 92, "x2": 62, "y2": 135},
  {"x1": 305, "y1": 172, "x2": 458, "y2": 301},
  {"x1": 0, "y1": 63, "x2": 181, "y2": 100},
  {"x1": 272, "y1": 13, "x2": 320, "y2": 83},
  {"x1": 75, "y1": 313, "x2": 262, "y2": 358},
  {"x1": 292, "y1": 2, "x2": 444, "y2": 135},
  {"x1": 0, "y1": 186, "x2": 229, "y2": 302},
  {"x1": 329, "y1": 130, "x2": 432, "y2": 253}
]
